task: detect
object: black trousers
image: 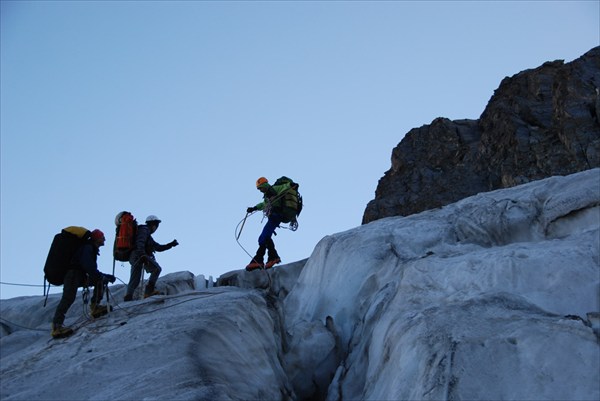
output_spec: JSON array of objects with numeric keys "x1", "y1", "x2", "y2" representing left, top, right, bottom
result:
[{"x1": 52, "y1": 269, "x2": 103, "y2": 325}]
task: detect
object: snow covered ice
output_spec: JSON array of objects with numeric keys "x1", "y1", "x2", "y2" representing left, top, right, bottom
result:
[{"x1": 1, "y1": 169, "x2": 599, "y2": 401}]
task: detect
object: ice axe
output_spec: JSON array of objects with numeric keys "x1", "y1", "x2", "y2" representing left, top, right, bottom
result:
[{"x1": 236, "y1": 212, "x2": 249, "y2": 241}]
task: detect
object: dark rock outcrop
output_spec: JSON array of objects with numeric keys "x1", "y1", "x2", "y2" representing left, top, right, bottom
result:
[{"x1": 363, "y1": 46, "x2": 600, "y2": 224}]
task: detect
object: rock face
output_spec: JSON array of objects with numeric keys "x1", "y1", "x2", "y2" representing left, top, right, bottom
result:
[{"x1": 363, "y1": 46, "x2": 600, "y2": 224}]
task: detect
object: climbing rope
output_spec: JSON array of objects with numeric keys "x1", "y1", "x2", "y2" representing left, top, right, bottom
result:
[
  {"x1": 235, "y1": 210, "x2": 259, "y2": 261},
  {"x1": 234, "y1": 211, "x2": 273, "y2": 288},
  {"x1": 0, "y1": 316, "x2": 47, "y2": 332},
  {"x1": 0, "y1": 284, "x2": 229, "y2": 336},
  {"x1": 0, "y1": 281, "x2": 44, "y2": 287}
]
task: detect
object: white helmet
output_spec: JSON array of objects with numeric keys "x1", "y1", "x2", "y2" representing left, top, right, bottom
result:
[{"x1": 146, "y1": 215, "x2": 161, "y2": 224}]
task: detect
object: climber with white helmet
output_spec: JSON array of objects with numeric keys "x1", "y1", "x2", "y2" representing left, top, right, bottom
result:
[{"x1": 123, "y1": 215, "x2": 178, "y2": 301}]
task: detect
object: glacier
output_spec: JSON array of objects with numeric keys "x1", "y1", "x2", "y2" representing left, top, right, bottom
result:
[{"x1": 1, "y1": 169, "x2": 599, "y2": 401}]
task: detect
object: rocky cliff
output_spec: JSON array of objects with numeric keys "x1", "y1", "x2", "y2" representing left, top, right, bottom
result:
[{"x1": 363, "y1": 46, "x2": 600, "y2": 224}]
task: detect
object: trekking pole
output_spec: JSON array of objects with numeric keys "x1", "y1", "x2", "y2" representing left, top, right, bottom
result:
[
  {"x1": 105, "y1": 282, "x2": 111, "y2": 315},
  {"x1": 82, "y1": 286, "x2": 90, "y2": 318},
  {"x1": 43, "y1": 279, "x2": 50, "y2": 307},
  {"x1": 112, "y1": 257, "x2": 116, "y2": 277},
  {"x1": 236, "y1": 212, "x2": 249, "y2": 241},
  {"x1": 140, "y1": 268, "x2": 145, "y2": 300}
]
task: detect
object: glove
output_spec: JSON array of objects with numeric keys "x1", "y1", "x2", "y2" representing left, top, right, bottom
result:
[
  {"x1": 247, "y1": 207, "x2": 257, "y2": 213},
  {"x1": 169, "y1": 239, "x2": 179, "y2": 248},
  {"x1": 103, "y1": 274, "x2": 116, "y2": 284}
]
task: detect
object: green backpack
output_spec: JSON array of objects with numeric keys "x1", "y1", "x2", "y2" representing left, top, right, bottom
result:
[{"x1": 273, "y1": 176, "x2": 303, "y2": 223}]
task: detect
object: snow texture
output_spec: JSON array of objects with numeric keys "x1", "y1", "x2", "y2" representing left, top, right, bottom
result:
[{"x1": 1, "y1": 169, "x2": 599, "y2": 401}]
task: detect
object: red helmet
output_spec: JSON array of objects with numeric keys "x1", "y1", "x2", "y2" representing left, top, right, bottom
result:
[{"x1": 91, "y1": 229, "x2": 105, "y2": 242}]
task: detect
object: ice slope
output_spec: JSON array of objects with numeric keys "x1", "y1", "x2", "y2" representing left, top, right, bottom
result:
[
  {"x1": 1, "y1": 273, "x2": 294, "y2": 401},
  {"x1": 283, "y1": 168, "x2": 600, "y2": 400},
  {"x1": 1, "y1": 168, "x2": 599, "y2": 401}
]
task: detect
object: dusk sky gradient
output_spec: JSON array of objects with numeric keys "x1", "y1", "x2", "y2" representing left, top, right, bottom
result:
[{"x1": 1, "y1": 0, "x2": 598, "y2": 299}]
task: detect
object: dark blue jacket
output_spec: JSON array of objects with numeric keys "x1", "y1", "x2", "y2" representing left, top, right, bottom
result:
[{"x1": 71, "y1": 242, "x2": 103, "y2": 281}]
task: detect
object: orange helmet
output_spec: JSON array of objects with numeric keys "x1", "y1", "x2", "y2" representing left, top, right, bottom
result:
[{"x1": 256, "y1": 177, "x2": 268, "y2": 188}]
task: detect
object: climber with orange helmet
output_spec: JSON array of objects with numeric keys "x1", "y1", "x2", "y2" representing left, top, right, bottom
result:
[{"x1": 245, "y1": 177, "x2": 298, "y2": 270}]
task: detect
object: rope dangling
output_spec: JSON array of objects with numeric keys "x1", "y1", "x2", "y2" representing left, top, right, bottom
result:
[{"x1": 235, "y1": 211, "x2": 257, "y2": 261}]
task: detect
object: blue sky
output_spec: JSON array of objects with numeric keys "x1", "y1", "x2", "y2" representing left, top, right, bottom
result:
[{"x1": 1, "y1": 0, "x2": 598, "y2": 299}]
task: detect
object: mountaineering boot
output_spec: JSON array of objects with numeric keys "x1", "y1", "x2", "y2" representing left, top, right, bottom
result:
[
  {"x1": 265, "y1": 258, "x2": 281, "y2": 269},
  {"x1": 245, "y1": 259, "x2": 264, "y2": 271},
  {"x1": 51, "y1": 323, "x2": 74, "y2": 339},
  {"x1": 247, "y1": 244, "x2": 267, "y2": 271},
  {"x1": 143, "y1": 290, "x2": 161, "y2": 299},
  {"x1": 265, "y1": 239, "x2": 280, "y2": 269},
  {"x1": 143, "y1": 283, "x2": 161, "y2": 299},
  {"x1": 90, "y1": 304, "x2": 111, "y2": 318}
]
